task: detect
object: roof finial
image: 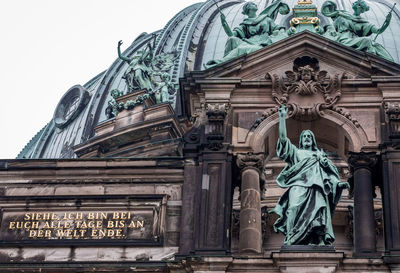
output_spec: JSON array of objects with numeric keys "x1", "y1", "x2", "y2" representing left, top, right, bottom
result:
[{"x1": 290, "y1": 0, "x2": 320, "y2": 35}]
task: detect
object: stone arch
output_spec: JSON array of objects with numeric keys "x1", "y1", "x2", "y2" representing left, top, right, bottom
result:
[
  {"x1": 248, "y1": 110, "x2": 369, "y2": 158},
  {"x1": 232, "y1": 110, "x2": 371, "y2": 254}
]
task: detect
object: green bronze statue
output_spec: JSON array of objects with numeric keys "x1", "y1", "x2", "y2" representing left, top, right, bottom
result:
[
  {"x1": 270, "y1": 105, "x2": 349, "y2": 245},
  {"x1": 205, "y1": 0, "x2": 290, "y2": 68},
  {"x1": 105, "y1": 89, "x2": 124, "y2": 119},
  {"x1": 321, "y1": 0, "x2": 394, "y2": 61},
  {"x1": 117, "y1": 36, "x2": 178, "y2": 106},
  {"x1": 153, "y1": 72, "x2": 175, "y2": 104},
  {"x1": 118, "y1": 38, "x2": 155, "y2": 92}
]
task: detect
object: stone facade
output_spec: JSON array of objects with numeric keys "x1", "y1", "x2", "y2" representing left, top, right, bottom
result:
[{"x1": 2, "y1": 31, "x2": 400, "y2": 272}]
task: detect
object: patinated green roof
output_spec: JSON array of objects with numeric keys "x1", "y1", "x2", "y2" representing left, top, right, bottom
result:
[{"x1": 18, "y1": 0, "x2": 400, "y2": 159}]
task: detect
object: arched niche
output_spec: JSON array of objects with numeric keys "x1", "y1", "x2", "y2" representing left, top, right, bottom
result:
[
  {"x1": 248, "y1": 110, "x2": 369, "y2": 159},
  {"x1": 231, "y1": 110, "x2": 373, "y2": 254}
]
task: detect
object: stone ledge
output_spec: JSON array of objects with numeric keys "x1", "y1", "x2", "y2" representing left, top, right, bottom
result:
[
  {"x1": 279, "y1": 245, "x2": 336, "y2": 253},
  {"x1": 272, "y1": 251, "x2": 344, "y2": 273}
]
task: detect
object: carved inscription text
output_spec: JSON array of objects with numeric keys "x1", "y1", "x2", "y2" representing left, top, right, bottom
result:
[{"x1": 1, "y1": 209, "x2": 157, "y2": 242}]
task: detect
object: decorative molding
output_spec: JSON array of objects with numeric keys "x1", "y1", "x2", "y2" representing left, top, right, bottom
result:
[
  {"x1": 384, "y1": 102, "x2": 400, "y2": 138},
  {"x1": 252, "y1": 107, "x2": 279, "y2": 130},
  {"x1": 266, "y1": 58, "x2": 350, "y2": 122},
  {"x1": 384, "y1": 102, "x2": 400, "y2": 119},
  {"x1": 331, "y1": 106, "x2": 360, "y2": 127},
  {"x1": 204, "y1": 103, "x2": 229, "y2": 151},
  {"x1": 105, "y1": 89, "x2": 151, "y2": 119},
  {"x1": 206, "y1": 135, "x2": 224, "y2": 151},
  {"x1": 206, "y1": 103, "x2": 228, "y2": 121},
  {"x1": 186, "y1": 127, "x2": 201, "y2": 145}
]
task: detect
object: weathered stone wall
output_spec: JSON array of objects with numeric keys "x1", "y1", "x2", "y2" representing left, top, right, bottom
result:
[
  {"x1": 0, "y1": 159, "x2": 183, "y2": 270},
  {"x1": 181, "y1": 36, "x2": 400, "y2": 258}
]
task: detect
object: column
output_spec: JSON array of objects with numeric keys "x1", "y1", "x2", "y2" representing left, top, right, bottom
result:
[
  {"x1": 236, "y1": 153, "x2": 264, "y2": 254},
  {"x1": 348, "y1": 151, "x2": 378, "y2": 257}
]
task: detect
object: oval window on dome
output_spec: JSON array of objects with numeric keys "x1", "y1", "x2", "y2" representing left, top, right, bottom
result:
[{"x1": 53, "y1": 85, "x2": 90, "y2": 129}]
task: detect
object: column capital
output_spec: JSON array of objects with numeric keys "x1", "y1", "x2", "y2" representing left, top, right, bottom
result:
[
  {"x1": 236, "y1": 152, "x2": 265, "y2": 172},
  {"x1": 348, "y1": 151, "x2": 377, "y2": 171},
  {"x1": 384, "y1": 101, "x2": 400, "y2": 139}
]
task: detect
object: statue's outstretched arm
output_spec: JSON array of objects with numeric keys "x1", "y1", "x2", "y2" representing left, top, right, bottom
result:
[
  {"x1": 278, "y1": 105, "x2": 288, "y2": 141},
  {"x1": 117, "y1": 40, "x2": 131, "y2": 63}
]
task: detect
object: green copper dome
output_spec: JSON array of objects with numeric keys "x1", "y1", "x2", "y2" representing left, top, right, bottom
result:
[{"x1": 18, "y1": 0, "x2": 400, "y2": 159}]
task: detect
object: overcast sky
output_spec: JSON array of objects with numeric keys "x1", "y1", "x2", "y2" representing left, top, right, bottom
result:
[{"x1": 0, "y1": 0, "x2": 202, "y2": 159}]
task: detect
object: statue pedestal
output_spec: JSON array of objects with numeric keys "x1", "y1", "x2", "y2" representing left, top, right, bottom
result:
[
  {"x1": 272, "y1": 249, "x2": 344, "y2": 273},
  {"x1": 280, "y1": 245, "x2": 335, "y2": 252}
]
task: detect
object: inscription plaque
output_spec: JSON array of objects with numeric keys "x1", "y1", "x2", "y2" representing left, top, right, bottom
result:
[{"x1": 0, "y1": 195, "x2": 166, "y2": 246}]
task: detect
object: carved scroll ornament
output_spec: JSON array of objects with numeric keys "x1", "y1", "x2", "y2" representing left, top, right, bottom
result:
[{"x1": 267, "y1": 64, "x2": 346, "y2": 121}]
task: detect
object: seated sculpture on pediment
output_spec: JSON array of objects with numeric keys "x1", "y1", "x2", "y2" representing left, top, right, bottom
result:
[
  {"x1": 205, "y1": 0, "x2": 290, "y2": 68},
  {"x1": 321, "y1": 0, "x2": 394, "y2": 61}
]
